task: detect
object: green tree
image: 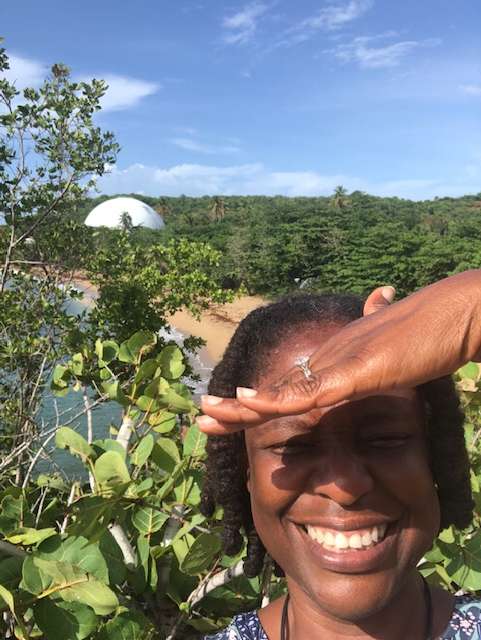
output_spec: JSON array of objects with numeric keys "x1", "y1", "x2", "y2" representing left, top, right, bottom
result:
[
  {"x1": 329, "y1": 185, "x2": 351, "y2": 210},
  {"x1": 0, "y1": 45, "x2": 118, "y2": 474}
]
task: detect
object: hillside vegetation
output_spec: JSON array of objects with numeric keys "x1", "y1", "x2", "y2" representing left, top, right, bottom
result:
[{"x1": 76, "y1": 191, "x2": 481, "y2": 298}]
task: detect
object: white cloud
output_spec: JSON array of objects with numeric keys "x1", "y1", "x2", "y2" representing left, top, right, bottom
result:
[
  {"x1": 2, "y1": 53, "x2": 47, "y2": 88},
  {"x1": 328, "y1": 35, "x2": 441, "y2": 69},
  {"x1": 280, "y1": 0, "x2": 373, "y2": 47},
  {"x1": 170, "y1": 137, "x2": 241, "y2": 154},
  {"x1": 222, "y1": 2, "x2": 270, "y2": 45},
  {"x1": 460, "y1": 84, "x2": 481, "y2": 96},
  {"x1": 95, "y1": 161, "x2": 479, "y2": 200},
  {"x1": 300, "y1": 0, "x2": 373, "y2": 31},
  {"x1": 79, "y1": 74, "x2": 160, "y2": 112},
  {"x1": 0, "y1": 52, "x2": 159, "y2": 111}
]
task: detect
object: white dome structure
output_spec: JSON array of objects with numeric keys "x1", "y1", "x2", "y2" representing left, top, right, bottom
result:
[{"x1": 84, "y1": 197, "x2": 164, "y2": 230}]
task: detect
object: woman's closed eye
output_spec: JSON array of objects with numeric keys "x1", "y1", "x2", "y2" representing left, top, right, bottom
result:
[
  {"x1": 269, "y1": 441, "x2": 313, "y2": 456},
  {"x1": 362, "y1": 434, "x2": 412, "y2": 449}
]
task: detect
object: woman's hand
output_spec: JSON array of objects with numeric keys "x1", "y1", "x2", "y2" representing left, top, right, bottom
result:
[{"x1": 198, "y1": 271, "x2": 481, "y2": 435}]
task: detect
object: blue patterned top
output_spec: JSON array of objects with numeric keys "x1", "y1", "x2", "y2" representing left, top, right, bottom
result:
[{"x1": 206, "y1": 597, "x2": 481, "y2": 640}]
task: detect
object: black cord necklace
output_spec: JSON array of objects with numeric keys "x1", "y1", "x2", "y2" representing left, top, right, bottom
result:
[{"x1": 280, "y1": 576, "x2": 433, "y2": 640}]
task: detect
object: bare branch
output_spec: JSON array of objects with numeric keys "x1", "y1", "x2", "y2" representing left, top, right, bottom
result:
[
  {"x1": 108, "y1": 523, "x2": 136, "y2": 570},
  {"x1": 116, "y1": 414, "x2": 134, "y2": 451},
  {"x1": 13, "y1": 174, "x2": 74, "y2": 247}
]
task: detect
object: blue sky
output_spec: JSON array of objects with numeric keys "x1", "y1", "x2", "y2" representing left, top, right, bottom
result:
[{"x1": 1, "y1": 0, "x2": 480, "y2": 199}]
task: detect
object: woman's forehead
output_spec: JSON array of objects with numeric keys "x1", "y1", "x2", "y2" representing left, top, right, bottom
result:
[{"x1": 256, "y1": 322, "x2": 346, "y2": 388}]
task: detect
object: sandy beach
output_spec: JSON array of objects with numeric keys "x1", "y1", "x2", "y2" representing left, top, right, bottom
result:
[
  {"x1": 72, "y1": 271, "x2": 266, "y2": 364},
  {"x1": 168, "y1": 295, "x2": 267, "y2": 363}
]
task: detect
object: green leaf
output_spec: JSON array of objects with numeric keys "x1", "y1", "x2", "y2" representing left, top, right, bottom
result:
[
  {"x1": 36, "y1": 473, "x2": 66, "y2": 490},
  {"x1": 180, "y1": 533, "x2": 222, "y2": 575},
  {"x1": 126, "y1": 477, "x2": 154, "y2": 499},
  {"x1": 0, "y1": 584, "x2": 15, "y2": 616},
  {"x1": 159, "y1": 345, "x2": 185, "y2": 379},
  {"x1": 183, "y1": 423, "x2": 207, "y2": 458},
  {"x1": 151, "y1": 438, "x2": 180, "y2": 474},
  {"x1": 119, "y1": 331, "x2": 156, "y2": 364},
  {"x1": 134, "y1": 358, "x2": 159, "y2": 384},
  {"x1": 132, "y1": 508, "x2": 168, "y2": 535},
  {"x1": 144, "y1": 375, "x2": 170, "y2": 399},
  {"x1": 98, "y1": 340, "x2": 119, "y2": 364},
  {"x1": 92, "y1": 438, "x2": 127, "y2": 460},
  {"x1": 130, "y1": 535, "x2": 148, "y2": 594},
  {"x1": 23, "y1": 557, "x2": 118, "y2": 615},
  {"x1": 52, "y1": 364, "x2": 71, "y2": 388},
  {"x1": 37, "y1": 535, "x2": 109, "y2": 583},
  {"x1": 67, "y1": 497, "x2": 114, "y2": 542},
  {"x1": 0, "y1": 557, "x2": 24, "y2": 590},
  {"x1": 173, "y1": 513, "x2": 206, "y2": 543},
  {"x1": 94, "y1": 451, "x2": 130, "y2": 487},
  {"x1": 20, "y1": 555, "x2": 54, "y2": 595},
  {"x1": 135, "y1": 395, "x2": 159, "y2": 413},
  {"x1": 96, "y1": 610, "x2": 154, "y2": 640},
  {"x1": 101, "y1": 380, "x2": 128, "y2": 406},
  {"x1": 62, "y1": 577, "x2": 118, "y2": 615},
  {"x1": 0, "y1": 494, "x2": 26, "y2": 529},
  {"x1": 131, "y1": 434, "x2": 154, "y2": 467},
  {"x1": 34, "y1": 600, "x2": 97, "y2": 640},
  {"x1": 56, "y1": 427, "x2": 94, "y2": 463},
  {"x1": 99, "y1": 367, "x2": 111, "y2": 380},
  {"x1": 5, "y1": 527, "x2": 56, "y2": 546},
  {"x1": 148, "y1": 410, "x2": 176, "y2": 432},
  {"x1": 458, "y1": 362, "x2": 481, "y2": 382},
  {"x1": 447, "y1": 532, "x2": 481, "y2": 590},
  {"x1": 99, "y1": 532, "x2": 127, "y2": 586},
  {"x1": 163, "y1": 387, "x2": 192, "y2": 413},
  {"x1": 71, "y1": 352, "x2": 84, "y2": 377}
]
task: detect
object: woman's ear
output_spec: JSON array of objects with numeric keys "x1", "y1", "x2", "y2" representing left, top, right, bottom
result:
[{"x1": 246, "y1": 466, "x2": 251, "y2": 493}]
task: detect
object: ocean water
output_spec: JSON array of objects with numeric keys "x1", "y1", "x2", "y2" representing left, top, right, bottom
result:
[{"x1": 36, "y1": 293, "x2": 213, "y2": 478}]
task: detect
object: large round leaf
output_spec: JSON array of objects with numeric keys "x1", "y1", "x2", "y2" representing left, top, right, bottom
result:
[
  {"x1": 180, "y1": 533, "x2": 222, "y2": 575},
  {"x1": 34, "y1": 600, "x2": 97, "y2": 640}
]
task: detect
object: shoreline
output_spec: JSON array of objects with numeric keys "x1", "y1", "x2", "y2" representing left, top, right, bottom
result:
[
  {"x1": 167, "y1": 295, "x2": 266, "y2": 363},
  {"x1": 72, "y1": 273, "x2": 266, "y2": 364}
]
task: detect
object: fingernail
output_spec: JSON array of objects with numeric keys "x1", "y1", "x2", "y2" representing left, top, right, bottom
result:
[
  {"x1": 237, "y1": 387, "x2": 258, "y2": 398},
  {"x1": 197, "y1": 416, "x2": 218, "y2": 428},
  {"x1": 201, "y1": 395, "x2": 223, "y2": 406},
  {"x1": 381, "y1": 286, "x2": 396, "y2": 303}
]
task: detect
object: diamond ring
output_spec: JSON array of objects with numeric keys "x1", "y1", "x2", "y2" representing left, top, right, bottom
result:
[{"x1": 295, "y1": 356, "x2": 314, "y2": 380}]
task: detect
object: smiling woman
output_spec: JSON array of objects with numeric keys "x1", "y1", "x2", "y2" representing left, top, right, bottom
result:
[{"x1": 198, "y1": 275, "x2": 481, "y2": 640}]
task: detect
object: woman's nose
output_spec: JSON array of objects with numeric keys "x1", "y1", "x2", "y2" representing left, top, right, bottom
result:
[{"x1": 307, "y1": 448, "x2": 375, "y2": 506}]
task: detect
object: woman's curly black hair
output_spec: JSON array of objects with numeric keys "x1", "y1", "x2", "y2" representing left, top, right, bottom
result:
[{"x1": 200, "y1": 292, "x2": 474, "y2": 578}]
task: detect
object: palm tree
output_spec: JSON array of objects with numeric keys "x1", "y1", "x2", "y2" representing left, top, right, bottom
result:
[
  {"x1": 330, "y1": 185, "x2": 351, "y2": 210},
  {"x1": 209, "y1": 196, "x2": 226, "y2": 222}
]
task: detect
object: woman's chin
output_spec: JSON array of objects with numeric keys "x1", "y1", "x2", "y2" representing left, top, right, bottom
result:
[{"x1": 309, "y1": 574, "x2": 401, "y2": 622}]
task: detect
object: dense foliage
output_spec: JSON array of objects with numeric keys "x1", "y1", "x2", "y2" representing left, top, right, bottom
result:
[
  {"x1": 0, "y1": 331, "x2": 274, "y2": 640},
  {"x1": 74, "y1": 191, "x2": 481, "y2": 298}
]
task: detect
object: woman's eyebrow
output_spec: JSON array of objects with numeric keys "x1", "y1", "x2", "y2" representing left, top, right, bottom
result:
[{"x1": 252, "y1": 416, "x2": 318, "y2": 441}]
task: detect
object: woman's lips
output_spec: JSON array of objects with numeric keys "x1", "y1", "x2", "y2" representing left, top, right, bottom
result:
[{"x1": 294, "y1": 520, "x2": 398, "y2": 574}]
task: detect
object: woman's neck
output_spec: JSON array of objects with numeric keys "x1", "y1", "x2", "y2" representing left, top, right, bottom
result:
[{"x1": 259, "y1": 572, "x2": 454, "y2": 640}]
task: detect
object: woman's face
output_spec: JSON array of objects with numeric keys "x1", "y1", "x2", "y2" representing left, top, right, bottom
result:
[{"x1": 245, "y1": 323, "x2": 440, "y2": 622}]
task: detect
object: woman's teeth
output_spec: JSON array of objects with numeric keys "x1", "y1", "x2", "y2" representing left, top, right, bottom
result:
[{"x1": 305, "y1": 524, "x2": 387, "y2": 551}]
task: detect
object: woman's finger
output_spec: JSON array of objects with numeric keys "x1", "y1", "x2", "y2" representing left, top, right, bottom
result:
[
  {"x1": 200, "y1": 396, "x2": 269, "y2": 425},
  {"x1": 197, "y1": 415, "x2": 247, "y2": 435},
  {"x1": 234, "y1": 360, "x2": 358, "y2": 415},
  {"x1": 363, "y1": 285, "x2": 395, "y2": 316}
]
